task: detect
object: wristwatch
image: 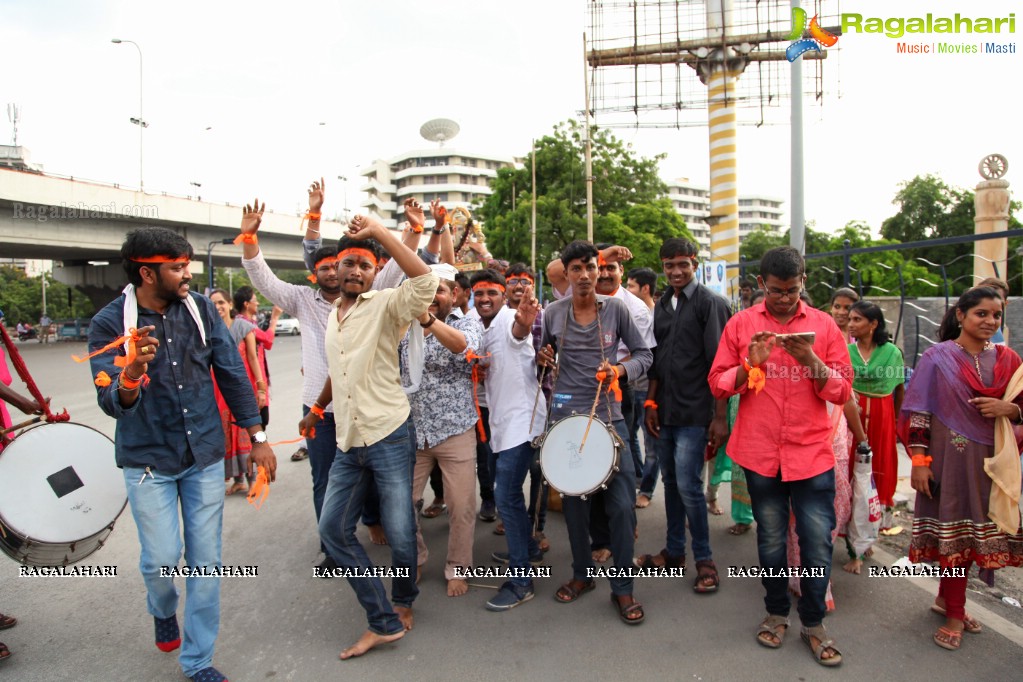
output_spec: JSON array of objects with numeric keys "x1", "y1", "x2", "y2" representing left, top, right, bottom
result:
[{"x1": 252, "y1": 431, "x2": 268, "y2": 445}]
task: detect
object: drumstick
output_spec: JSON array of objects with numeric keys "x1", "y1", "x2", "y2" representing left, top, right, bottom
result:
[
  {"x1": 528, "y1": 364, "x2": 549, "y2": 433},
  {"x1": 578, "y1": 384, "x2": 603, "y2": 454},
  {"x1": 0, "y1": 415, "x2": 43, "y2": 444}
]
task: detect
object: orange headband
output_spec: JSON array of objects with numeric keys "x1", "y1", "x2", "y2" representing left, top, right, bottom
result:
[
  {"x1": 131, "y1": 255, "x2": 191, "y2": 264},
  {"x1": 337, "y1": 248, "x2": 378, "y2": 266},
  {"x1": 307, "y1": 256, "x2": 339, "y2": 283},
  {"x1": 473, "y1": 282, "x2": 506, "y2": 293}
]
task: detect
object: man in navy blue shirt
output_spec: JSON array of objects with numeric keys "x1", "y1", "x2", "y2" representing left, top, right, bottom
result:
[{"x1": 89, "y1": 227, "x2": 276, "y2": 682}]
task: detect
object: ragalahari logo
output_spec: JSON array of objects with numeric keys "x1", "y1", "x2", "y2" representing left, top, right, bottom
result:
[{"x1": 785, "y1": 7, "x2": 839, "y2": 62}]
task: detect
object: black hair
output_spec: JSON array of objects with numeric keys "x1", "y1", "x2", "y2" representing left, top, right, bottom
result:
[
  {"x1": 659, "y1": 238, "x2": 699, "y2": 261},
  {"x1": 454, "y1": 272, "x2": 471, "y2": 291},
  {"x1": 938, "y1": 286, "x2": 1002, "y2": 342},
  {"x1": 505, "y1": 262, "x2": 536, "y2": 280},
  {"x1": 976, "y1": 277, "x2": 1009, "y2": 299},
  {"x1": 739, "y1": 277, "x2": 757, "y2": 292},
  {"x1": 233, "y1": 285, "x2": 255, "y2": 314},
  {"x1": 470, "y1": 268, "x2": 507, "y2": 289},
  {"x1": 121, "y1": 227, "x2": 194, "y2": 286},
  {"x1": 759, "y1": 246, "x2": 804, "y2": 282},
  {"x1": 850, "y1": 300, "x2": 890, "y2": 346},
  {"x1": 310, "y1": 245, "x2": 339, "y2": 271},
  {"x1": 749, "y1": 289, "x2": 766, "y2": 305},
  {"x1": 627, "y1": 267, "x2": 657, "y2": 295},
  {"x1": 336, "y1": 237, "x2": 381, "y2": 262},
  {"x1": 829, "y1": 287, "x2": 860, "y2": 306},
  {"x1": 799, "y1": 290, "x2": 814, "y2": 306},
  {"x1": 560, "y1": 240, "x2": 598, "y2": 268}
]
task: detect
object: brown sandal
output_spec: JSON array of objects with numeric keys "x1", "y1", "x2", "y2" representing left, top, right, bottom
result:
[
  {"x1": 634, "y1": 549, "x2": 684, "y2": 571},
  {"x1": 554, "y1": 579, "x2": 595, "y2": 603},
  {"x1": 611, "y1": 594, "x2": 645, "y2": 625},
  {"x1": 0, "y1": 642, "x2": 10, "y2": 662},
  {"x1": 693, "y1": 559, "x2": 719, "y2": 593},
  {"x1": 0, "y1": 614, "x2": 15, "y2": 631}
]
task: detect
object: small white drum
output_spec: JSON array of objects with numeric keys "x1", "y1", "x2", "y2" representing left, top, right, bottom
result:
[
  {"x1": 539, "y1": 414, "x2": 620, "y2": 498},
  {"x1": 0, "y1": 422, "x2": 126, "y2": 567}
]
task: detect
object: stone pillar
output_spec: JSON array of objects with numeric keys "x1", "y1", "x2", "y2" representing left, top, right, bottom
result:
[{"x1": 974, "y1": 154, "x2": 1010, "y2": 282}]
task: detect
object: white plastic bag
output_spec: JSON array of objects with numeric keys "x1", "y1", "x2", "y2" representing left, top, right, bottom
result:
[{"x1": 847, "y1": 458, "x2": 881, "y2": 557}]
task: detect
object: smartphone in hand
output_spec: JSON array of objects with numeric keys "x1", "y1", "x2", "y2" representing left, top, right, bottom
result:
[{"x1": 772, "y1": 331, "x2": 816, "y2": 344}]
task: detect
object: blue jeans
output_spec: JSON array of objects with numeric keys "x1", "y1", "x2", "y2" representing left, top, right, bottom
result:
[
  {"x1": 656, "y1": 425, "x2": 712, "y2": 562},
  {"x1": 620, "y1": 382, "x2": 644, "y2": 480},
  {"x1": 636, "y1": 395, "x2": 659, "y2": 497},
  {"x1": 303, "y1": 405, "x2": 380, "y2": 543},
  {"x1": 318, "y1": 418, "x2": 419, "y2": 635},
  {"x1": 123, "y1": 460, "x2": 224, "y2": 678},
  {"x1": 745, "y1": 467, "x2": 835, "y2": 627},
  {"x1": 527, "y1": 451, "x2": 548, "y2": 533},
  {"x1": 494, "y1": 441, "x2": 541, "y2": 587},
  {"x1": 562, "y1": 420, "x2": 637, "y2": 596}
]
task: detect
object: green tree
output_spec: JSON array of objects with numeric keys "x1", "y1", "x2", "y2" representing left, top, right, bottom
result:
[
  {"x1": 0, "y1": 267, "x2": 95, "y2": 325},
  {"x1": 476, "y1": 120, "x2": 693, "y2": 272}
]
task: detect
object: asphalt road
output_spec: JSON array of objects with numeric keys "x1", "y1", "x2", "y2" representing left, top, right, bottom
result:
[{"x1": 1, "y1": 337, "x2": 1021, "y2": 681}]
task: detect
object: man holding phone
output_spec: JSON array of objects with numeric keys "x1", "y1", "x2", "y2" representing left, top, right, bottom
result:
[{"x1": 708, "y1": 246, "x2": 852, "y2": 667}]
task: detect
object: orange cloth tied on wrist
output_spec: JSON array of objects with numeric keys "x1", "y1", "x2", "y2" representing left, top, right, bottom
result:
[
  {"x1": 73, "y1": 327, "x2": 142, "y2": 368},
  {"x1": 597, "y1": 253, "x2": 608, "y2": 267},
  {"x1": 246, "y1": 466, "x2": 270, "y2": 509},
  {"x1": 744, "y1": 358, "x2": 766, "y2": 395},
  {"x1": 465, "y1": 350, "x2": 491, "y2": 442},
  {"x1": 596, "y1": 366, "x2": 623, "y2": 402},
  {"x1": 233, "y1": 232, "x2": 258, "y2": 246}
]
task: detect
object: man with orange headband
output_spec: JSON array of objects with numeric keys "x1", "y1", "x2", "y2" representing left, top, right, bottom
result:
[
  {"x1": 88, "y1": 226, "x2": 275, "y2": 682},
  {"x1": 470, "y1": 268, "x2": 546, "y2": 610},
  {"x1": 297, "y1": 213, "x2": 436, "y2": 661}
]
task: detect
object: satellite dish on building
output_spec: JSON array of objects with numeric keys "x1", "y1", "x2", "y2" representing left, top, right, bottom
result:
[{"x1": 420, "y1": 118, "x2": 460, "y2": 147}]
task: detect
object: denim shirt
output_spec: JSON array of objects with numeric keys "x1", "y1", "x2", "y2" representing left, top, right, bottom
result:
[{"x1": 88, "y1": 292, "x2": 261, "y2": 474}]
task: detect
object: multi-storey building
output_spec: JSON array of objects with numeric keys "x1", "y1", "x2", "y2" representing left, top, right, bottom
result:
[
  {"x1": 360, "y1": 149, "x2": 516, "y2": 229},
  {"x1": 663, "y1": 178, "x2": 785, "y2": 259}
]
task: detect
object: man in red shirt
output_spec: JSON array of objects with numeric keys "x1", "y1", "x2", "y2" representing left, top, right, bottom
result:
[{"x1": 708, "y1": 246, "x2": 852, "y2": 667}]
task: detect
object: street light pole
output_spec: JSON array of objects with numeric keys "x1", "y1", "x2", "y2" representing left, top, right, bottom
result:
[
  {"x1": 111, "y1": 38, "x2": 144, "y2": 191},
  {"x1": 206, "y1": 238, "x2": 235, "y2": 294}
]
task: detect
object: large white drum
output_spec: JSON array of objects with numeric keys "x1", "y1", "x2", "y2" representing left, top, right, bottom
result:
[
  {"x1": 539, "y1": 414, "x2": 620, "y2": 498},
  {"x1": 0, "y1": 422, "x2": 126, "y2": 566}
]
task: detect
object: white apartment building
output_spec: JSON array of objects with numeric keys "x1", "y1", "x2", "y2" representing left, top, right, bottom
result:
[
  {"x1": 664, "y1": 178, "x2": 785, "y2": 259},
  {"x1": 360, "y1": 149, "x2": 516, "y2": 229}
]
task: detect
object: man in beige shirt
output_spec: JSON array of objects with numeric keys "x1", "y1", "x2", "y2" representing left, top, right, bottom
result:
[{"x1": 297, "y1": 214, "x2": 437, "y2": 661}]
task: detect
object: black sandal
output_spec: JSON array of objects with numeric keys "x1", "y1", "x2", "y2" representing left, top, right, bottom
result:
[
  {"x1": 0, "y1": 642, "x2": 11, "y2": 662},
  {"x1": 554, "y1": 579, "x2": 595, "y2": 603},
  {"x1": 635, "y1": 548, "x2": 685, "y2": 571},
  {"x1": 611, "y1": 594, "x2": 645, "y2": 625}
]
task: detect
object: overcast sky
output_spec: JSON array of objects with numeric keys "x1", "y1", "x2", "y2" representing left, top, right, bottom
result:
[{"x1": 1, "y1": 0, "x2": 1019, "y2": 237}]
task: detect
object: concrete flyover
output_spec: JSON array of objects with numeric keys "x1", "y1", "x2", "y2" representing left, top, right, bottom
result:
[{"x1": 0, "y1": 167, "x2": 344, "y2": 307}]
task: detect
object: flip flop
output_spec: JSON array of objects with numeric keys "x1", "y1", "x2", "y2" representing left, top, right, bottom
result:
[
  {"x1": 931, "y1": 604, "x2": 982, "y2": 633},
  {"x1": 933, "y1": 626, "x2": 962, "y2": 651},
  {"x1": 728, "y1": 523, "x2": 753, "y2": 535},
  {"x1": 0, "y1": 614, "x2": 16, "y2": 631},
  {"x1": 290, "y1": 447, "x2": 308, "y2": 462},
  {"x1": 0, "y1": 642, "x2": 10, "y2": 662}
]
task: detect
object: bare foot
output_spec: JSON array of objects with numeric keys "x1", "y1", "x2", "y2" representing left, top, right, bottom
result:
[
  {"x1": 339, "y1": 629, "x2": 404, "y2": 660},
  {"x1": 635, "y1": 494, "x2": 651, "y2": 509},
  {"x1": 843, "y1": 557, "x2": 862, "y2": 574},
  {"x1": 592, "y1": 548, "x2": 612, "y2": 563},
  {"x1": 368, "y1": 524, "x2": 388, "y2": 546},
  {"x1": 707, "y1": 499, "x2": 723, "y2": 515},
  {"x1": 394, "y1": 606, "x2": 414, "y2": 631},
  {"x1": 447, "y1": 578, "x2": 468, "y2": 597}
]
